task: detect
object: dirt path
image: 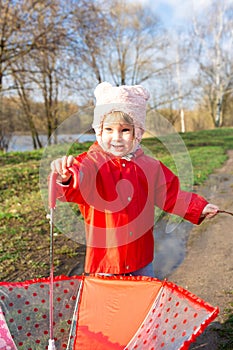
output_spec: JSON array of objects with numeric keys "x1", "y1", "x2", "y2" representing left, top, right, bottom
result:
[{"x1": 168, "y1": 150, "x2": 233, "y2": 349}]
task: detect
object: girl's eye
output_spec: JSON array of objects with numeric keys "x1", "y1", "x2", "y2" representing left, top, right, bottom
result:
[
  {"x1": 122, "y1": 128, "x2": 130, "y2": 132},
  {"x1": 104, "y1": 127, "x2": 112, "y2": 132}
]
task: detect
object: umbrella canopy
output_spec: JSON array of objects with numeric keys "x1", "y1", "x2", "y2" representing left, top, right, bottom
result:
[{"x1": 0, "y1": 275, "x2": 219, "y2": 350}]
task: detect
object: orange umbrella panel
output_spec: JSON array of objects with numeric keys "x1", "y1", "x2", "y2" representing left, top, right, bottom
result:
[
  {"x1": 74, "y1": 276, "x2": 163, "y2": 349},
  {"x1": 73, "y1": 276, "x2": 219, "y2": 350}
]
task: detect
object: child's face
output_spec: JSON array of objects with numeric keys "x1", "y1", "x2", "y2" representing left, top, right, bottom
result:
[{"x1": 101, "y1": 115, "x2": 134, "y2": 157}]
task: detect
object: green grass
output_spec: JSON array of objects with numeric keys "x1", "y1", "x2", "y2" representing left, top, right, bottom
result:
[
  {"x1": 142, "y1": 127, "x2": 232, "y2": 186},
  {"x1": 219, "y1": 316, "x2": 233, "y2": 349}
]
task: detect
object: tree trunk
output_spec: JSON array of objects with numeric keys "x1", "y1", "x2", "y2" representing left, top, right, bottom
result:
[{"x1": 215, "y1": 98, "x2": 222, "y2": 127}]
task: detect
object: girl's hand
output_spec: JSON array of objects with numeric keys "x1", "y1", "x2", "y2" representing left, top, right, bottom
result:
[
  {"x1": 202, "y1": 203, "x2": 219, "y2": 218},
  {"x1": 50, "y1": 155, "x2": 74, "y2": 182}
]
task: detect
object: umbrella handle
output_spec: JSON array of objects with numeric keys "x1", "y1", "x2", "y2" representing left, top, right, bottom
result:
[
  {"x1": 48, "y1": 166, "x2": 79, "y2": 209},
  {"x1": 48, "y1": 172, "x2": 58, "y2": 209}
]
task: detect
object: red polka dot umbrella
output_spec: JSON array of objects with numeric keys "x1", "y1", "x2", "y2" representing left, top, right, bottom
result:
[{"x1": 0, "y1": 275, "x2": 218, "y2": 349}]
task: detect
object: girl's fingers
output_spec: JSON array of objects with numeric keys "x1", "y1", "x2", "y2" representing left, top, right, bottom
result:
[
  {"x1": 62, "y1": 156, "x2": 69, "y2": 175},
  {"x1": 51, "y1": 159, "x2": 62, "y2": 174},
  {"x1": 61, "y1": 156, "x2": 74, "y2": 173},
  {"x1": 51, "y1": 156, "x2": 74, "y2": 182},
  {"x1": 202, "y1": 204, "x2": 219, "y2": 219},
  {"x1": 67, "y1": 155, "x2": 74, "y2": 168}
]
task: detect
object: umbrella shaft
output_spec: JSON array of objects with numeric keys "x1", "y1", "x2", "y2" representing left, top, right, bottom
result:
[{"x1": 50, "y1": 209, "x2": 55, "y2": 340}]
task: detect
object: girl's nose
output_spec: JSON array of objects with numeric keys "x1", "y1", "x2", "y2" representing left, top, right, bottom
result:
[{"x1": 112, "y1": 130, "x2": 121, "y2": 140}]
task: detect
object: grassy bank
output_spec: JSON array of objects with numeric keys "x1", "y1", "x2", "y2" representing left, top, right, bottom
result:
[{"x1": 1, "y1": 127, "x2": 233, "y2": 282}]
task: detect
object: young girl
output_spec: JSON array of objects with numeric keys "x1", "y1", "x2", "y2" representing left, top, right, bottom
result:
[{"x1": 51, "y1": 82, "x2": 219, "y2": 277}]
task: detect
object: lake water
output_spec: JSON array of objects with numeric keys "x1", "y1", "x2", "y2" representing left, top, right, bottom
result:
[{"x1": 7, "y1": 134, "x2": 96, "y2": 152}]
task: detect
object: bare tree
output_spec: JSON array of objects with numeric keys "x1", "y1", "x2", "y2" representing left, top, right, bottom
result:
[
  {"x1": 9, "y1": 0, "x2": 73, "y2": 147},
  {"x1": 0, "y1": 0, "x2": 64, "y2": 92},
  {"x1": 0, "y1": 0, "x2": 65, "y2": 150},
  {"x1": 61, "y1": 0, "x2": 110, "y2": 97},
  {"x1": 191, "y1": 0, "x2": 233, "y2": 127},
  {"x1": 28, "y1": 47, "x2": 60, "y2": 145},
  {"x1": 0, "y1": 0, "x2": 28, "y2": 150},
  {"x1": 102, "y1": 0, "x2": 168, "y2": 86},
  {"x1": 66, "y1": 0, "x2": 168, "y2": 90},
  {"x1": 11, "y1": 64, "x2": 43, "y2": 149},
  {"x1": 176, "y1": 47, "x2": 185, "y2": 133}
]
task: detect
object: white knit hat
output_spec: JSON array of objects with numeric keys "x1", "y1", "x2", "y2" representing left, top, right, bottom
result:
[{"x1": 93, "y1": 82, "x2": 150, "y2": 143}]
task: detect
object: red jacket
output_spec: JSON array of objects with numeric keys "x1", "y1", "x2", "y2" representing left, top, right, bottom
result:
[{"x1": 56, "y1": 142, "x2": 208, "y2": 274}]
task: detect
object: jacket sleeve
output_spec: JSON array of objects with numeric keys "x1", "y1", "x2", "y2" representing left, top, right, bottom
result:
[{"x1": 154, "y1": 161, "x2": 208, "y2": 225}]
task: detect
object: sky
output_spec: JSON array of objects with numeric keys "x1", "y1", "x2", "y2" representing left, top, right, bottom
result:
[{"x1": 132, "y1": 0, "x2": 213, "y2": 28}]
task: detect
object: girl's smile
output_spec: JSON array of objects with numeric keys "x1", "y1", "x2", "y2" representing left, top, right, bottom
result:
[{"x1": 101, "y1": 115, "x2": 134, "y2": 157}]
